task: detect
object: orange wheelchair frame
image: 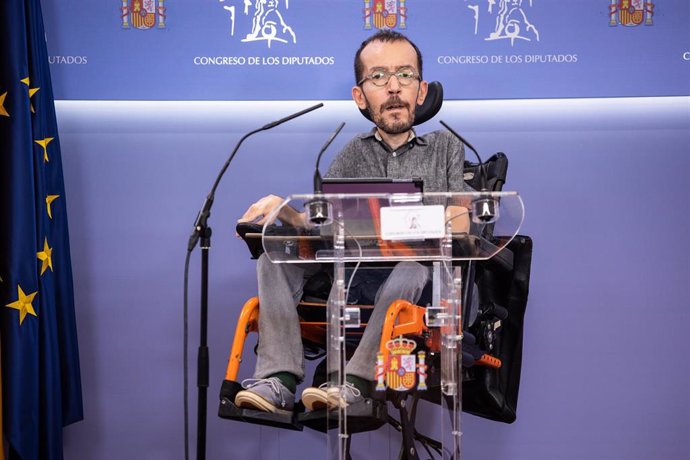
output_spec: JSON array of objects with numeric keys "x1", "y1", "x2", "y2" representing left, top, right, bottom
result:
[{"x1": 223, "y1": 295, "x2": 501, "y2": 386}]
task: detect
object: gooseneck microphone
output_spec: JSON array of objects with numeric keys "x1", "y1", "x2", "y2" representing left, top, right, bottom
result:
[
  {"x1": 306, "y1": 121, "x2": 346, "y2": 225},
  {"x1": 187, "y1": 102, "x2": 324, "y2": 251},
  {"x1": 439, "y1": 120, "x2": 487, "y2": 189},
  {"x1": 261, "y1": 103, "x2": 327, "y2": 131},
  {"x1": 184, "y1": 102, "x2": 323, "y2": 460},
  {"x1": 439, "y1": 120, "x2": 498, "y2": 224},
  {"x1": 313, "y1": 122, "x2": 346, "y2": 194}
]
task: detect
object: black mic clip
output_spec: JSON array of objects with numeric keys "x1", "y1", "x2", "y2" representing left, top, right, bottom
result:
[
  {"x1": 306, "y1": 170, "x2": 333, "y2": 226},
  {"x1": 471, "y1": 193, "x2": 499, "y2": 224},
  {"x1": 306, "y1": 196, "x2": 333, "y2": 226},
  {"x1": 187, "y1": 195, "x2": 214, "y2": 252}
]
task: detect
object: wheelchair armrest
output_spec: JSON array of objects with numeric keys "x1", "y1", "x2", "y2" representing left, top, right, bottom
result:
[{"x1": 236, "y1": 222, "x2": 264, "y2": 259}]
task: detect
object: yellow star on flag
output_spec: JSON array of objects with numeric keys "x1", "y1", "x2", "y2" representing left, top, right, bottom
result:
[
  {"x1": 5, "y1": 285, "x2": 38, "y2": 325},
  {"x1": 0, "y1": 91, "x2": 9, "y2": 117},
  {"x1": 21, "y1": 77, "x2": 40, "y2": 113},
  {"x1": 37, "y1": 238, "x2": 54, "y2": 275},
  {"x1": 35, "y1": 137, "x2": 54, "y2": 162},
  {"x1": 46, "y1": 194, "x2": 60, "y2": 219}
]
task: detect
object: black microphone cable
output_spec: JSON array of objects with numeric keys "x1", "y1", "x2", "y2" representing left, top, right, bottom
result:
[{"x1": 183, "y1": 248, "x2": 191, "y2": 460}]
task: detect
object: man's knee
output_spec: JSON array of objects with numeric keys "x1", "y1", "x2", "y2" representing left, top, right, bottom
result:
[
  {"x1": 256, "y1": 252, "x2": 272, "y2": 275},
  {"x1": 394, "y1": 261, "x2": 429, "y2": 287},
  {"x1": 378, "y1": 261, "x2": 429, "y2": 304}
]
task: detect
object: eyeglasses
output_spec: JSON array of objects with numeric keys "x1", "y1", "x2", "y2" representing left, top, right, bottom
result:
[{"x1": 357, "y1": 67, "x2": 420, "y2": 87}]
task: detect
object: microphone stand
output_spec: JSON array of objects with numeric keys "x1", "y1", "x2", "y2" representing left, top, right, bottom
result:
[
  {"x1": 190, "y1": 126, "x2": 263, "y2": 460},
  {"x1": 196, "y1": 226, "x2": 210, "y2": 460},
  {"x1": 186, "y1": 103, "x2": 323, "y2": 460}
]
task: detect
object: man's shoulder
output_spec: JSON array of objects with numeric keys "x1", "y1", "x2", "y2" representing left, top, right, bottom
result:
[
  {"x1": 350, "y1": 130, "x2": 378, "y2": 143},
  {"x1": 415, "y1": 129, "x2": 462, "y2": 155},
  {"x1": 417, "y1": 129, "x2": 457, "y2": 144},
  {"x1": 339, "y1": 130, "x2": 378, "y2": 151}
]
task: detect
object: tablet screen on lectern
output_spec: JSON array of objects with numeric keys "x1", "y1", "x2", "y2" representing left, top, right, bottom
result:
[{"x1": 321, "y1": 177, "x2": 423, "y2": 194}]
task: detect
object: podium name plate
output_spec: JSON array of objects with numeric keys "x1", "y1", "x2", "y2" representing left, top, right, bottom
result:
[{"x1": 380, "y1": 205, "x2": 445, "y2": 241}]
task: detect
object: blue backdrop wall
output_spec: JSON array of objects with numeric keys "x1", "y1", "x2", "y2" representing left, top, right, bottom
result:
[
  {"x1": 38, "y1": 0, "x2": 690, "y2": 458},
  {"x1": 43, "y1": 0, "x2": 690, "y2": 100},
  {"x1": 56, "y1": 97, "x2": 690, "y2": 459}
]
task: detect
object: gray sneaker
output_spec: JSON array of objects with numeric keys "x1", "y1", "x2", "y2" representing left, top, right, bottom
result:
[
  {"x1": 235, "y1": 377, "x2": 295, "y2": 415},
  {"x1": 327, "y1": 382, "x2": 365, "y2": 408},
  {"x1": 301, "y1": 383, "x2": 329, "y2": 411},
  {"x1": 301, "y1": 382, "x2": 365, "y2": 411}
]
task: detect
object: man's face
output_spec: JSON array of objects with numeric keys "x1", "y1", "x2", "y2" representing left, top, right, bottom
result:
[{"x1": 353, "y1": 40, "x2": 428, "y2": 135}]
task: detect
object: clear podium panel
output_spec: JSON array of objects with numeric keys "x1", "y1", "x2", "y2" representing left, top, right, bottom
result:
[
  {"x1": 260, "y1": 192, "x2": 523, "y2": 460},
  {"x1": 261, "y1": 192, "x2": 523, "y2": 264}
]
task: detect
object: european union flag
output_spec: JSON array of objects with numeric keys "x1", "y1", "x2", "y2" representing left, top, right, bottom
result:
[{"x1": 0, "y1": 1, "x2": 83, "y2": 458}]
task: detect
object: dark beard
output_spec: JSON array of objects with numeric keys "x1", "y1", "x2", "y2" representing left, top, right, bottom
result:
[{"x1": 365, "y1": 96, "x2": 415, "y2": 135}]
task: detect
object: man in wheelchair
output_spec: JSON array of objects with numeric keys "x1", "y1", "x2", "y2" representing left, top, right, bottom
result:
[{"x1": 233, "y1": 30, "x2": 469, "y2": 416}]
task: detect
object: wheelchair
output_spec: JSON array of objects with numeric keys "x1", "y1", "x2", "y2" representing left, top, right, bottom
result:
[{"x1": 218, "y1": 83, "x2": 533, "y2": 458}]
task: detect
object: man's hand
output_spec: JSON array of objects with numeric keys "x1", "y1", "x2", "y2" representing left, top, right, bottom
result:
[
  {"x1": 238, "y1": 194, "x2": 305, "y2": 229},
  {"x1": 446, "y1": 205, "x2": 470, "y2": 234},
  {"x1": 238, "y1": 194, "x2": 285, "y2": 226}
]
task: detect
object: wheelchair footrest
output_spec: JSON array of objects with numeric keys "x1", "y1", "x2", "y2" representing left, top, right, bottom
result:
[
  {"x1": 218, "y1": 397, "x2": 304, "y2": 431},
  {"x1": 298, "y1": 398, "x2": 388, "y2": 434},
  {"x1": 218, "y1": 379, "x2": 304, "y2": 431}
]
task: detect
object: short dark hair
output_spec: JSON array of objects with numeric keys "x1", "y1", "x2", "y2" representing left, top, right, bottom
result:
[{"x1": 354, "y1": 30, "x2": 423, "y2": 84}]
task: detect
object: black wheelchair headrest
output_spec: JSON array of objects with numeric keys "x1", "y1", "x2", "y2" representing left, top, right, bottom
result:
[{"x1": 358, "y1": 81, "x2": 444, "y2": 126}]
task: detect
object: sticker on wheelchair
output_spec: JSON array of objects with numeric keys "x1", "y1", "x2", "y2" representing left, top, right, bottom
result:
[{"x1": 375, "y1": 337, "x2": 427, "y2": 391}]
